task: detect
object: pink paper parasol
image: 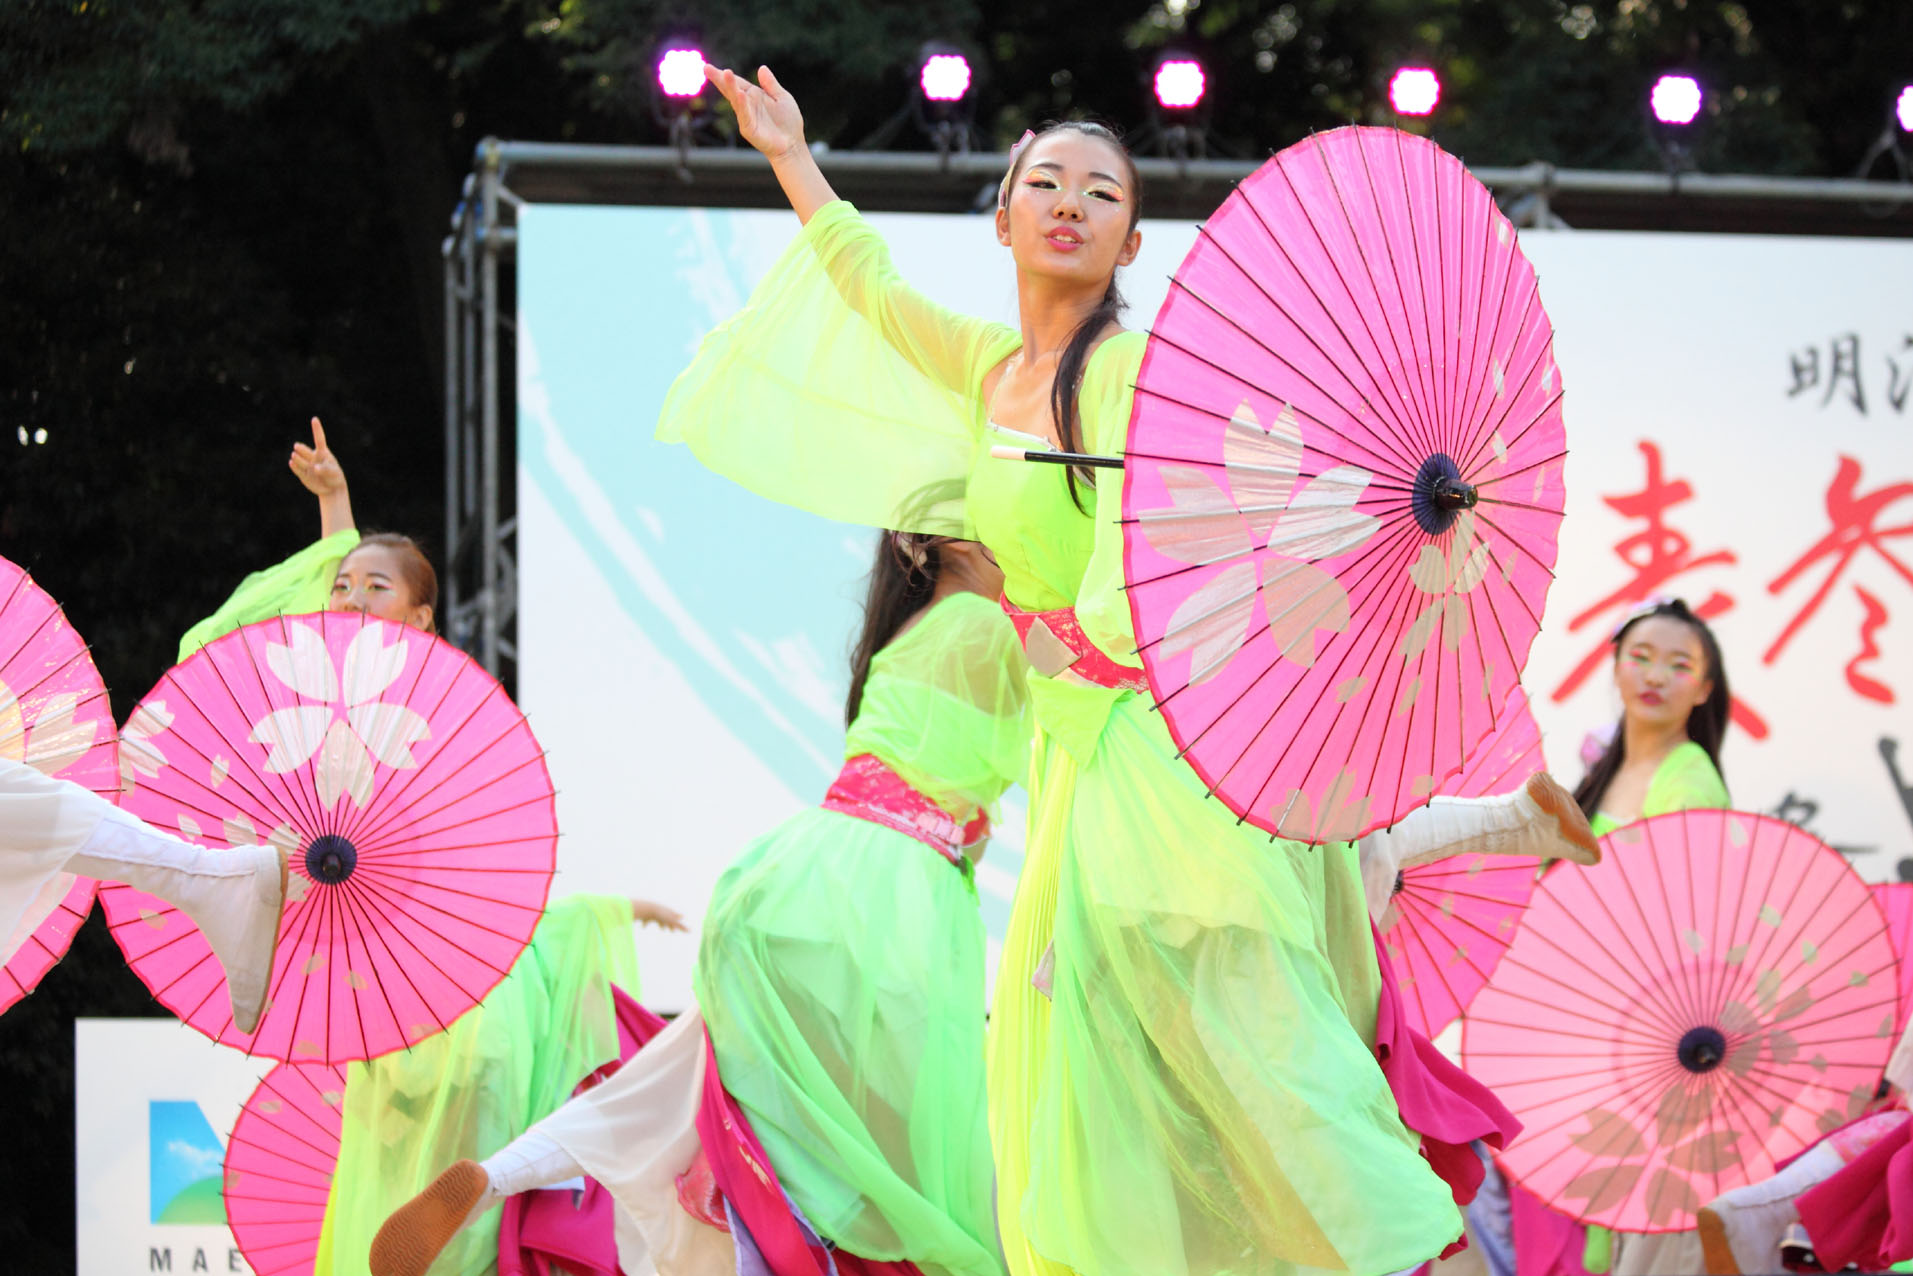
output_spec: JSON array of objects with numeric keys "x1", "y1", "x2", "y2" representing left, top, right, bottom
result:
[
  {"x1": 0, "y1": 555, "x2": 119, "y2": 1013},
  {"x1": 1382, "y1": 683, "x2": 1546, "y2": 1039},
  {"x1": 1869, "y1": 882, "x2": 1913, "y2": 1038},
  {"x1": 1124, "y1": 126, "x2": 1565, "y2": 841},
  {"x1": 100, "y1": 612, "x2": 556, "y2": 1061},
  {"x1": 224, "y1": 1060, "x2": 347, "y2": 1275},
  {"x1": 1462, "y1": 810, "x2": 1897, "y2": 1233}
]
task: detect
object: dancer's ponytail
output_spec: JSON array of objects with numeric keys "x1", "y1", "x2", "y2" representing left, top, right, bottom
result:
[{"x1": 845, "y1": 532, "x2": 941, "y2": 726}]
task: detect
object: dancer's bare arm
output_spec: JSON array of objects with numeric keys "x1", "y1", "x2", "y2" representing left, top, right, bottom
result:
[
  {"x1": 704, "y1": 63, "x2": 836, "y2": 225},
  {"x1": 288, "y1": 416, "x2": 355, "y2": 539}
]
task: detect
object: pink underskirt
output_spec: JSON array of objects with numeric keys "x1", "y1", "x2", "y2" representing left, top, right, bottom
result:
[
  {"x1": 691, "y1": 1030, "x2": 922, "y2": 1276},
  {"x1": 1509, "y1": 1183, "x2": 1592, "y2": 1276},
  {"x1": 499, "y1": 988, "x2": 668, "y2": 1276},
  {"x1": 1371, "y1": 923, "x2": 1523, "y2": 1260},
  {"x1": 1797, "y1": 1112, "x2": 1913, "y2": 1271}
]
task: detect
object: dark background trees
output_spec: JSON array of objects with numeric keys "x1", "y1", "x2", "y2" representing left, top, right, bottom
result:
[{"x1": 3, "y1": 1, "x2": 1908, "y2": 1266}]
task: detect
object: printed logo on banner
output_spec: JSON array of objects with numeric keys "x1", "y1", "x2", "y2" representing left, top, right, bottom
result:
[
  {"x1": 148, "y1": 1101, "x2": 228, "y2": 1225},
  {"x1": 76, "y1": 1019, "x2": 264, "y2": 1275}
]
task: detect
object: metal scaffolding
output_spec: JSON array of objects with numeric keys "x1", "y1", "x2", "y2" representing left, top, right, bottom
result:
[{"x1": 443, "y1": 137, "x2": 1913, "y2": 679}]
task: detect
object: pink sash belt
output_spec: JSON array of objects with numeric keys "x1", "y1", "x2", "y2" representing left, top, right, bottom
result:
[
  {"x1": 821, "y1": 753, "x2": 987, "y2": 871},
  {"x1": 999, "y1": 597, "x2": 1149, "y2": 693}
]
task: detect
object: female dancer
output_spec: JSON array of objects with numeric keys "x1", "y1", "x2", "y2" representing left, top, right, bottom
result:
[
  {"x1": 1485, "y1": 598, "x2": 1731, "y2": 1276},
  {"x1": 637, "y1": 65, "x2": 1599, "y2": 1276},
  {"x1": 177, "y1": 416, "x2": 426, "y2": 655},
  {"x1": 176, "y1": 423, "x2": 687, "y2": 1274},
  {"x1": 370, "y1": 529, "x2": 1031, "y2": 1276},
  {"x1": 1572, "y1": 597, "x2": 1730, "y2": 836}
]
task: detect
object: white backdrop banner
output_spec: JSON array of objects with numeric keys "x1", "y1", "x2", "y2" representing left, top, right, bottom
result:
[
  {"x1": 75, "y1": 1018, "x2": 274, "y2": 1276},
  {"x1": 518, "y1": 204, "x2": 1913, "y2": 1011}
]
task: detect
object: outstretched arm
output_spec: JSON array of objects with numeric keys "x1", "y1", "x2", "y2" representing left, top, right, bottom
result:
[
  {"x1": 704, "y1": 62, "x2": 1013, "y2": 396},
  {"x1": 704, "y1": 63, "x2": 836, "y2": 225},
  {"x1": 289, "y1": 417, "x2": 355, "y2": 540}
]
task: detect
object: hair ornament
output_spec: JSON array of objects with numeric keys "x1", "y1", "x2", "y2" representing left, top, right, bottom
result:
[{"x1": 998, "y1": 129, "x2": 1037, "y2": 210}]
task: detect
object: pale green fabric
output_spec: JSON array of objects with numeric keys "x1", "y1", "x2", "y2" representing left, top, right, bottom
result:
[
  {"x1": 1587, "y1": 740, "x2": 1730, "y2": 838},
  {"x1": 659, "y1": 201, "x2": 1464, "y2": 1276},
  {"x1": 177, "y1": 528, "x2": 360, "y2": 660},
  {"x1": 313, "y1": 894, "x2": 638, "y2": 1276},
  {"x1": 694, "y1": 591, "x2": 1027, "y2": 1276}
]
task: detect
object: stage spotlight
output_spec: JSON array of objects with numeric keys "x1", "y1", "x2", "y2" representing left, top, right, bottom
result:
[
  {"x1": 649, "y1": 39, "x2": 719, "y2": 179},
  {"x1": 1897, "y1": 85, "x2": 1913, "y2": 134},
  {"x1": 919, "y1": 52, "x2": 972, "y2": 104},
  {"x1": 655, "y1": 46, "x2": 706, "y2": 99},
  {"x1": 1388, "y1": 66, "x2": 1441, "y2": 117},
  {"x1": 1145, "y1": 51, "x2": 1209, "y2": 161},
  {"x1": 1153, "y1": 58, "x2": 1207, "y2": 112},
  {"x1": 1650, "y1": 73, "x2": 1703, "y2": 126},
  {"x1": 911, "y1": 41, "x2": 978, "y2": 164}
]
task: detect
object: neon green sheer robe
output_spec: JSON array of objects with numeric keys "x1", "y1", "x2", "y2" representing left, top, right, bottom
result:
[
  {"x1": 177, "y1": 528, "x2": 360, "y2": 661},
  {"x1": 694, "y1": 590, "x2": 1028, "y2": 1276},
  {"x1": 660, "y1": 201, "x2": 1464, "y2": 1276},
  {"x1": 1587, "y1": 740, "x2": 1730, "y2": 837},
  {"x1": 181, "y1": 544, "x2": 637, "y2": 1276},
  {"x1": 314, "y1": 896, "x2": 638, "y2": 1276}
]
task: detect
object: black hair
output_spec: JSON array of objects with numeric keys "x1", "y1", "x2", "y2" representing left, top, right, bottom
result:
[
  {"x1": 844, "y1": 531, "x2": 942, "y2": 726},
  {"x1": 1004, "y1": 120, "x2": 1143, "y2": 512},
  {"x1": 1572, "y1": 599, "x2": 1730, "y2": 817}
]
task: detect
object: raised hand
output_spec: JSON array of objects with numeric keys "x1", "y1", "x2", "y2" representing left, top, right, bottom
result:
[
  {"x1": 704, "y1": 63, "x2": 806, "y2": 162},
  {"x1": 289, "y1": 416, "x2": 355, "y2": 538},
  {"x1": 631, "y1": 898, "x2": 690, "y2": 932},
  {"x1": 289, "y1": 417, "x2": 346, "y2": 497}
]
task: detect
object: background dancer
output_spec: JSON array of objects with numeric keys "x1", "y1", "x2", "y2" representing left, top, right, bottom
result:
[
  {"x1": 1481, "y1": 598, "x2": 1732, "y2": 1276},
  {"x1": 372, "y1": 529, "x2": 1030, "y2": 1276}
]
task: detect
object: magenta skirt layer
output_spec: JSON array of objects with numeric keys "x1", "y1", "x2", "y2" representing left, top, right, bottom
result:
[
  {"x1": 500, "y1": 988, "x2": 666, "y2": 1276},
  {"x1": 1509, "y1": 1184, "x2": 1593, "y2": 1276},
  {"x1": 1371, "y1": 924, "x2": 1524, "y2": 1257},
  {"x1": 1797, "y1": 1115, "x2": 1913, "y2": 1271}
]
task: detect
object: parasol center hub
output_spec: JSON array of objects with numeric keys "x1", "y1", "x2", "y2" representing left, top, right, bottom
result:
[
  {"x1": 1412, "y1": 453, "x2": 1476, "y2": 534},
  {"x1": 304, "y1": 833, "x2": 359, "y2": 885},
  {"x1": 1677, "y1": 1025, "x2": 1728, "y2": 1073}
]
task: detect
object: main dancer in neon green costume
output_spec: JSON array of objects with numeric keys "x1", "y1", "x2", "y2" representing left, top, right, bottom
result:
[{"x1": 657, "y1": 63, "x2": 1603, "y2": 1276}]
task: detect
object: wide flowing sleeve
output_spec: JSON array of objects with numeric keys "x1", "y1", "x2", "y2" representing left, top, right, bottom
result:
[
  {"x1": 177, "y1": 529, "x2": 360, "y2": 662},
  {"x1": 1075, "y1": 332, "x2": 1151, "y2": 666},
  {"x1": 656, "y1": 201, "x2": 1020, "y2": 536},
  {"x1": 1642, "y1": 741, "x2": 1730, "y2": 815}
]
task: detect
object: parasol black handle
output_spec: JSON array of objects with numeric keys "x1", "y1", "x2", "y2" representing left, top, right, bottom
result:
[
  {"x1": 1431, "y1": 474, "x2": 1479, "y2": 511},
  {"x1": 1676, "y1": 1025, "x2": 1728, "y2": 1073},
  {"x1": 988, "y1": 444, "x2": 1126, "y2": 470}
]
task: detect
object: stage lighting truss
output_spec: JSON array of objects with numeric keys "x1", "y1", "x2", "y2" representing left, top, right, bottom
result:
[
  {"x1": 650, "y1": 39, "x2": 724, "y2": 180},
  {"x1": 1148, "y1": 50, "x2": 1210, "y2": 162},
  {"x1": 1646, "y1": 71, "x2": 1705, "y2": 174},
  {"x1": 912, "y1": 41, "x2": 978, "y2": 165},
  {"x1": 1853, "y1": 84, "x2": 1913, "y2": 188}
]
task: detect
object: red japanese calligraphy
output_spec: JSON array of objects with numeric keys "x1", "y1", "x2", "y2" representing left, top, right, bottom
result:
[
  {"x1": 1765, "y1": 456, "x2": 1913, "y2": 706},
  {"x1": 1552, "y1": 441, "x2": 1769, "y2": 738}
]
